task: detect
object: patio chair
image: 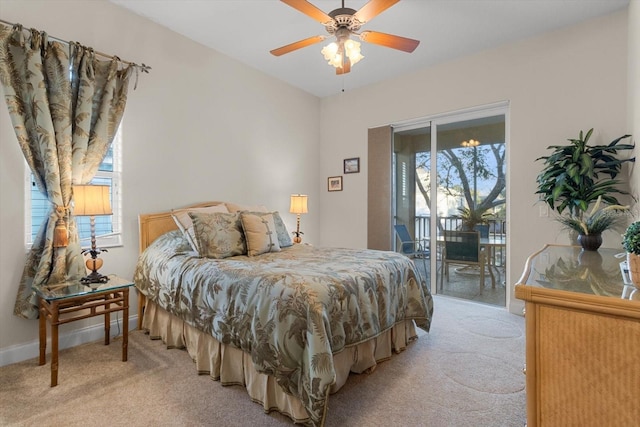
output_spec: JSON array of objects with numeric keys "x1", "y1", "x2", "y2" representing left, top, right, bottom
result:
[
  {"x1": 440, "y1": 230, "x2": 494, "y2": 292},
  {"x1": 394, "y1": 224, "x2": 429, "y2": 280},
  {"x1": 474, "y1": 224, "x2": 490, "y2": 238}
]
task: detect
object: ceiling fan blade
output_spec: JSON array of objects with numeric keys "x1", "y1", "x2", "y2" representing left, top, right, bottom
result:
[
  {"x1": 270, "y1": 35, "x2": 326, "y2": 56},
  {"x1": 336, "y1": 57, "x2": 351, "y2": 75},
  {"x1": 354, "y1": 0, "x2": 399, "y2": 24},
  {"x1": 359, "y1": 30, "x2": 420, "y2": 53},
  {"x1": 280, "y1": 0, "x2": 332, "y2": 24}
]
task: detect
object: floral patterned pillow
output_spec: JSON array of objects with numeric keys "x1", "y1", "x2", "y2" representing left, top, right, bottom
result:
[
  {"x1": 171, "y1": 204, "x2": 229, "y2": 252},
  {"x1": 240, "y1": 212, "x2": 281, "y2": 256},
  {"x1": 271, "y1": 212, "x2": 293, "y2": 248},
  {"x1": 188, "y1": 212, "x2": 246, "y2": 259}
]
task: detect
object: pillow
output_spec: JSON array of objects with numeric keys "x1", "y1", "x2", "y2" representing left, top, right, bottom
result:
[
  {"x1": 271, "y1": 211, "x2": 293, "y2": 248},
  {"x1": 188, "y1": 211, "x2": 246, "y2": 259},
  {"x1": 225, "y1": 202, "x2": 268, "y2": 213},
  {"x1": 172, "y1": 204, "x2": 229, "y2": 252},
  {"x1": 244, "y1": 211, "x2": 292, "y2": 248},
  {"x1": 240, "y1": 212, "x2": 281, "y2": 256}
]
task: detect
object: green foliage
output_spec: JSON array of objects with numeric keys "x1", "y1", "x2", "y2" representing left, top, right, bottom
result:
[
  {"x1": 555, "y1": 199, "x2": 628, "y2": 235},
  {"x1": 416, "y1": 143, "x2": 506, "y2": 214},
  {"x1": 622, "y1": 221, "x2": 640, "y2": 255},
  {"x1": 455, "y1": 206, "x2": 492, "y2": 231},
  {"x1": 535, "y1": 129, "x2": 635, "y2": 217}
]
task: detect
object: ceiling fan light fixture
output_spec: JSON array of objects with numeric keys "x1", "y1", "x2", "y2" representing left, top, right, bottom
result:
[
  {"x1": 321, "y1": 42, "x2": 341, "y2": 66},
  {"x1": 461, "y1": 139, "x2": 480, "y2": 147},
  {"x1": 344, "y1": 39, "x2": 363, "y2": 64},
  {"x1": 272, "y1": 0, "x2": 418, "y2": 74},
  {"x1": 321, "y1": 38, "x2": 363, "y2": 69}
]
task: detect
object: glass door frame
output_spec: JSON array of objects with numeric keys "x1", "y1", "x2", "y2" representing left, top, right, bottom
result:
[{"x1": 392, "y1": 101, "x2": 510, "y2": 305}]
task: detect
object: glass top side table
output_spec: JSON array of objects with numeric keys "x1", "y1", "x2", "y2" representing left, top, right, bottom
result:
[{"x1": 36, "y1": 274, "x2": 134, "y2": 387}]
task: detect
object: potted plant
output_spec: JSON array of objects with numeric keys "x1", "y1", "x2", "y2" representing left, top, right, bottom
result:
[
  {"x1": 455, "y1": 206, "x2": 492, "y2": 232},
  {"x1": 536, "y1": 128, "x2": 635, "y2": 243},
  {"x1": 622, "y1": 221, "x2": 640, "y2": 289},
  {"x1": 556, "y1": 197, "x2": 629, "y2": 250}
]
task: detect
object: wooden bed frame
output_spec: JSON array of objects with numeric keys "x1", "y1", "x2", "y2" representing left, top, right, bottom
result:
[{"x1": 136, "y1": 201, "x2": 225, "y2": 328}]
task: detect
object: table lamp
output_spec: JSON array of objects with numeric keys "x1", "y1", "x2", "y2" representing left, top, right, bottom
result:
[
  {"x1": 73, "y1": 185, "x2": 112, "y2": 284},
  {"x1": 289, "y1": 194, "x2": 308, "y2": 244}
]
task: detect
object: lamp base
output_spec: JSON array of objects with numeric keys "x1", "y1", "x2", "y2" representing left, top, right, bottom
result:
[
  {"x1": 81, "y1": 257, "x2": 109, "y2": 286},
  {"x1": 80, "y1": 271, "x2": 109, "y2": 285}
]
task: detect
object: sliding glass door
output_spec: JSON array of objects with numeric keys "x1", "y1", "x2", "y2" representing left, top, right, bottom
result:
[{"x1": 392, "y1": 104, "x2": 507, "y2": 306}]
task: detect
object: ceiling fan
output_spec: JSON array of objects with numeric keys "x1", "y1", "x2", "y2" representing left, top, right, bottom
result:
[{"x1": 270, "y1": 0, "x2": 420, "y2": 75}]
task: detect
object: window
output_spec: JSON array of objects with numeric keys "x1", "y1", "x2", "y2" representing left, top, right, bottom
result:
[{"x1": 25, "y1": 129, "x2": 123, "y2": 249}]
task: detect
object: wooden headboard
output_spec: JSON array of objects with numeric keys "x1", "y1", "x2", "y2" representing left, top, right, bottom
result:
[{"x1": 138, "y1": 201, "x2": 225, "y2": 252}]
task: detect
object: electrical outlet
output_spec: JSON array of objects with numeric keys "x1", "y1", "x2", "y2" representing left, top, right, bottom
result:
[{"x1": 539, "y1": 204, "x2": 549, "y2": 217}]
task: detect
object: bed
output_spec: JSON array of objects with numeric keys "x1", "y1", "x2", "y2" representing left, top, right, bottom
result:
[{"x1": 133, "y1": 201, "x2": 434, "y2": 426}]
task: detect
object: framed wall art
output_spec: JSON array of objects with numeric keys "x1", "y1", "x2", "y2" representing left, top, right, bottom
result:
[
  {"x1": 328, "y1": 176, "x2": 343, "y2": 192},
  {"x1": 343, "y1": 157, "x2": 360, "y2": 174}
]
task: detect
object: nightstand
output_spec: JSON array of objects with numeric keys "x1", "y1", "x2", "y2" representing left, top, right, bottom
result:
[{"x1": 36, "y1": 275, "x2": 134, "y2": 387}]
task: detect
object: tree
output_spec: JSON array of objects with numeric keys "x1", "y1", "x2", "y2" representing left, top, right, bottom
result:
[{"x1": 415, "y1": 143, "x2": 506, "y2": 220}]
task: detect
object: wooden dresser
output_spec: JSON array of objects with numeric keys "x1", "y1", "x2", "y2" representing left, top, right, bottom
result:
[{"x1": 515, "y1": 245, "x2": 640, "y2": 427}]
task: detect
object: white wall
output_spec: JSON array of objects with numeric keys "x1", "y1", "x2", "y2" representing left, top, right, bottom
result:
[
  {"x1": 317, "y1": 10, "x2": 631, "y2": 313},
  {"x1": 630, "y1": 0, "x2": 640, "y2": 196},
  {"x1": 0, "y1": 0, "x2": 320, "y2": 363}
]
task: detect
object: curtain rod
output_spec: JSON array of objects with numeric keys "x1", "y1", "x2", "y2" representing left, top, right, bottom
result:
[{"x1": 0, "y1": 19, "x2": 151, "y2": 74}]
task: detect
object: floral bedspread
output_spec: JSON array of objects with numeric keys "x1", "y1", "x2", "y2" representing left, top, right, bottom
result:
[{"x1": 134, "y1": 231, "x2": 434, "y2": 425}]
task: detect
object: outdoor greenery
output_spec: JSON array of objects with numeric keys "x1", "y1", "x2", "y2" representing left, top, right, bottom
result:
[
  {"x1": 535, "y1": 128, "x2": 635, "y2": 219},
  {"x1": 622, "y1": 221, "x2": 640, "y2": 255},
  {"x1": 416, "y1": 142, "x2": 506, "y2": 222},
  {"x1": 455, "y1": 206, "x2": 493, "y2": 231}
]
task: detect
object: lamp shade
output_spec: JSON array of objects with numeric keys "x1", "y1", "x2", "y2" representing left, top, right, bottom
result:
[
  {"x1": 73, "y1": 185, "x2": 112, "y2": 216},
  {"x1": 289, "y1": 194, "x2": 308, "y2": 214}
]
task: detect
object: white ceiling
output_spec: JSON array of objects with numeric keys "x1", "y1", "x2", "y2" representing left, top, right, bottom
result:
[{"x1": 110, "y1": 0, "x2": 629, "y2": 98}]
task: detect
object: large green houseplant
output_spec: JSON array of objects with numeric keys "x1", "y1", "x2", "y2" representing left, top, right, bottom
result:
[{"x1": 536, "y1": 129, "x2": 635, "y2": 248}]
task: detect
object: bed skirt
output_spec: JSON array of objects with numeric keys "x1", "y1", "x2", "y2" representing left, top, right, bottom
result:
[{"x1": 141, "y1": 300, "x2": 419, "y2": 425}]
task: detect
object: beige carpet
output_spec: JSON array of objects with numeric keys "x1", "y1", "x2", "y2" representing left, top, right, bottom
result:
[{"x1": 0, "y1": 295, "x2": 526, "y2": 426}]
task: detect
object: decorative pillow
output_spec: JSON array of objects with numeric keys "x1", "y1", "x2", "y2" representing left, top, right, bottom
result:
[
  {"x1": 172, "y1": 204, "x2": 229, "y2": 252},
  {"x1": 244, "y1": 211, "x2": 292, "y2": 248},
  {"x1": 250, "y1": 211, "x2": 293, "y2": 249},
  {"x1": 240, "y1": 212, "x2": 281, "y2": 256},
  {"x1": 271, "y1": 211, "x2": 293, "y2": 248},
  {"x1": 188, "y1": 212, "x2": 246, "y2": 259},
  {"x1": 225, "y1": 202, "x2": 269, "y2": 213}
]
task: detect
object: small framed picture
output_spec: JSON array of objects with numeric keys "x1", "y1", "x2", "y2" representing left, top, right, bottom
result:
[
  {"x1": 344, "y1": 157, "x2": 360, "y2": 174},
  {"x1": 328, "y1": 176, "x2": 343, "y2": 192}
]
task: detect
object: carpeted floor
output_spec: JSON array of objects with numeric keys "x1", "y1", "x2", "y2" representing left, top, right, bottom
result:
[{"x1": 0, "y1": 295, "x2": 526, "y2": 426}]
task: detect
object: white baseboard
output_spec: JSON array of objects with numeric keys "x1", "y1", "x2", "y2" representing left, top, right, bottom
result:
[{"x1": 0, "y1": 314, "x2": 138, "y2": 367}]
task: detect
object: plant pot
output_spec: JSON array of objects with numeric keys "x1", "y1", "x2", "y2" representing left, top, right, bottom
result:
[
  {"x1": 627, "y1": 253, "x2": 640, "y2": 290},
  {"x1": 577, "y1": 233, "x2": 602, "y2": 251}
]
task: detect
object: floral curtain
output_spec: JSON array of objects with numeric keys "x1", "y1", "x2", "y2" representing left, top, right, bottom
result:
[{"x1": 0, "y1": 24, "x2": 133, "y2": 319}]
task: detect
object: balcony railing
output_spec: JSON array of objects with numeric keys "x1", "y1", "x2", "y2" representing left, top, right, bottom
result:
[
  {"x1": 413, "y1": 216, "x2": 505, "y2": 240},
  {"x1": 409, "y1": 216, "x2": 506, "y2": 268}
]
